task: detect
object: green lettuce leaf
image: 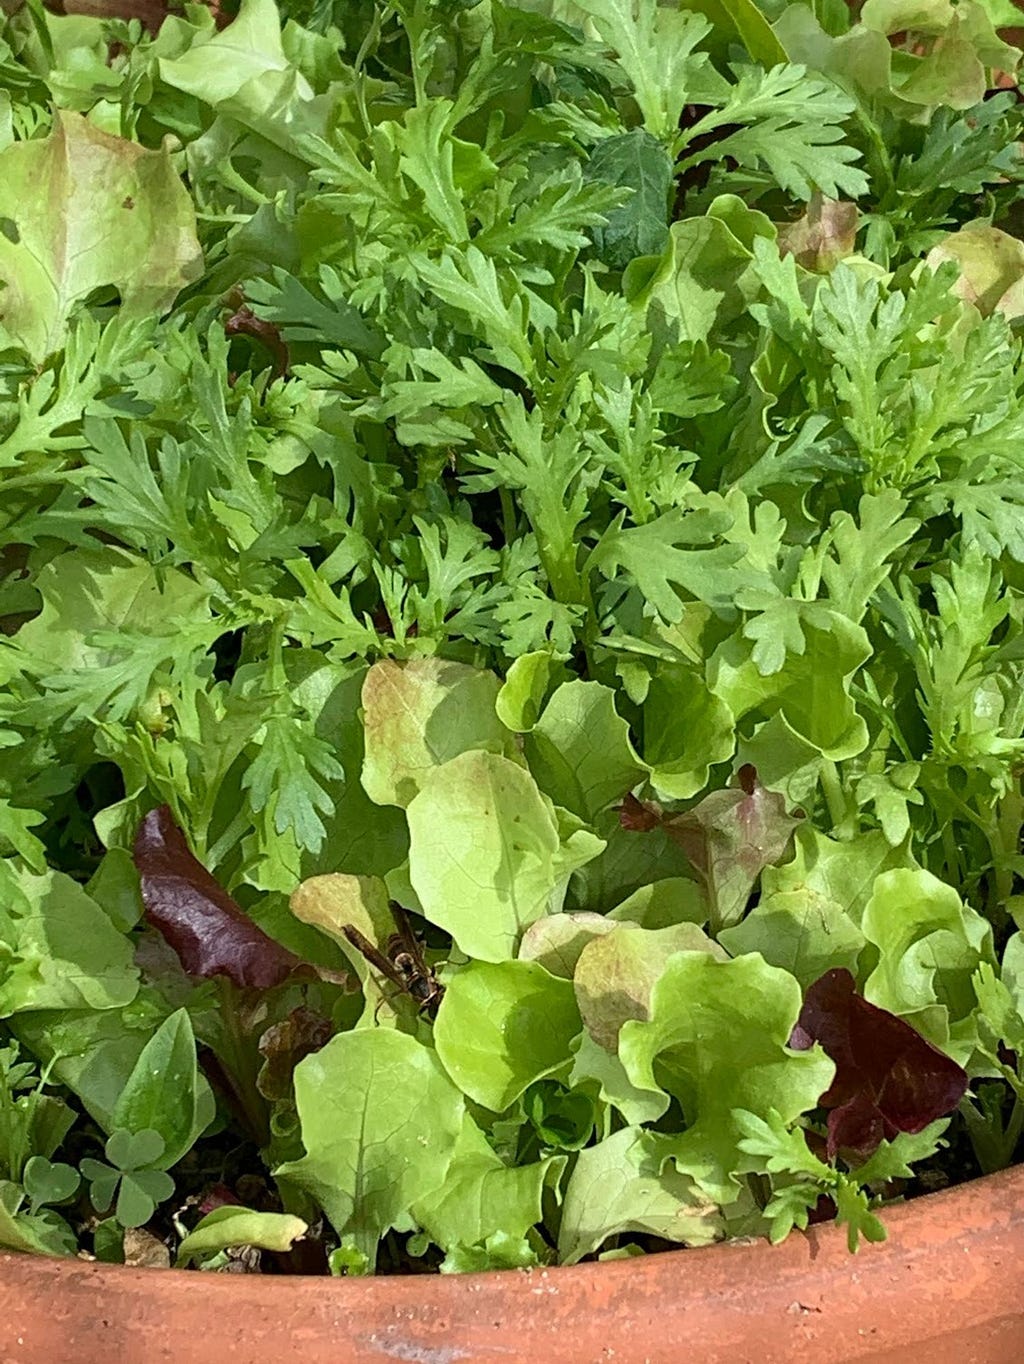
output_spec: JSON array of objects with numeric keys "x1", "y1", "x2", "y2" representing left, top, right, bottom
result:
[
  {"x1": 277, "y1": 1029, "x2": 464, "y2": 1266},
  {"x1": 558, "y1": 1127, "x2": 724, "y2": 1264},
  {"x1": 524, "y1": 680, "x2": 647, "y2": 821},
  {"x1": 0, "y1": 865, "x2": 138, "y2": 1015},
  {"x1": 435, "y1": 960, "x2": 581, "y2": 1110},
  {"x1": 0, "y1": 112, "x2": 201, "y2": 361},
  {"x1": 407, "y1": 751, "x2": 605, "y2": 961},
  {"x1": 618, "y1": 953, "x2": 835, "y2": 1201},
  {"x1": 360, "y1": 658, "x2": 510, "y2": 809},
  {"x1": 412, "y1": 1114, "x2": 561, "y2": 1254}
]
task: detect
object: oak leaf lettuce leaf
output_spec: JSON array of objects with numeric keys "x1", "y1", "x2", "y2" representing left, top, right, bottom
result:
[{"x1": 790, "y1": 967, "x2": 968, "y2": 1162}]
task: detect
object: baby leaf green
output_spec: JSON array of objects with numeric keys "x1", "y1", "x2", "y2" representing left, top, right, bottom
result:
[
  {"x1": 0, "y1": 113, "x2": 201, "y2": 361},
  {"x1": 360, "y1": 658, "x2": 510, "y2": 809},
  {"x1": 435, "y1": 960, "x2": 581, "y2": 1111},
  {"x1": 558, "y1": 1127, "x2": 724, "y2": 1264},
  {"x1": 407, "y1": 751, "x2": 604, "y2": 961},
  {"x1": 176, "y1": 1207, "x2": 308, "y2": 1266},
  {"x1": 277, "y1": 1030, "x2": 464, "y2": 1266},
  {"x1": 619, "y1": 953, "x2": 835, "y2": 1202},
  {"x1": 524, "y1": 680, "x2": 648, "y2": 821},
  {"x1": 111, "y1": 1009, "x2": 212, "y2": 1170}
]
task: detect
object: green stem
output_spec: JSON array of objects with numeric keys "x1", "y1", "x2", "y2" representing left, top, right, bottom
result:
[
  {"x1": 819, "y1": 759, "x2": 850, "y2": 835},
  {"x1": 990, "y1": 781, "x2": 1023, "y2": 918},
  {"x1": 498, "y1": 486, "x2": 517, "y2": 548},
  {"x1": 211, "y1": 980, "x2": 270, "y2": 1148},
  {"x1": 941, "y1": 819, "x2": 962, "y2": 889},
  {"x1": 532, "y1": 522, "x2": 585, "y2": 607},
  {"x1": 853, "y1": 107, "x2": 896, "y2": 201}
]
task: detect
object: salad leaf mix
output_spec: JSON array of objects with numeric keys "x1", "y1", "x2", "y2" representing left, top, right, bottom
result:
[{"x1": 3, "y1": 0, "x2": 1024, "y2": 1272}]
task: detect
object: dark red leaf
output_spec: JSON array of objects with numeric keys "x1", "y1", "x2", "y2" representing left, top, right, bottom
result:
[
  {"x1": 198, "y1": 1184, "x2": 243, "y2": 1217},
  {"x1": 790, "y1": 968, "x2": 968, "y2": 1163},
  {"x1": 133, "y1": 806, "x2": 301, "y2": 989},
  {"x1": 736, "y1": 762, "x2": 757, "y2": 796},
  {"x1": 807, "y1": 1192, "x2": 838, "y2": 1226},
  {"x1": 617, "y1": 792, "x2": 663, "y2": 832},
  {"x1": 224, "y1": 302, "x2": 290, "y2": 378}
]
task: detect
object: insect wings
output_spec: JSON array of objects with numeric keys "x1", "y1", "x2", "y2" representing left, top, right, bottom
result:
[{"x1": 342, "y1": 902, "x2": 444, "y2": 1020}]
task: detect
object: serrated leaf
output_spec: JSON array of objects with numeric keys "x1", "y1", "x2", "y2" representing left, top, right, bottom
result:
[
  {"x1": 590, "y1": 509, "x2": 749, "y2": 621},
  {"x1": 574, "y1": 0, "x2": 714, "y2": 137}
]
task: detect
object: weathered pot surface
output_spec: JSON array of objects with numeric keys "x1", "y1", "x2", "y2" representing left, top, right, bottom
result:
[{"x1": 1, "y1": 1164, "x2": 1022, "y2": 1364}]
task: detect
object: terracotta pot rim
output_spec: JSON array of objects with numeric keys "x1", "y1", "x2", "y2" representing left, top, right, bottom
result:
[{"x1": 2, "y1": 1163, "x2": 1023, "y2": 1363}]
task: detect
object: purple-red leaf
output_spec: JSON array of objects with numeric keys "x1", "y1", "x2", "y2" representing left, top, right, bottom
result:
[
  {"x1": 133, "y1": 806, "x2": 301, "y2": 989},
  {"x1": 790, "y1": 968, "x2": 968, "y2": 1163},
  {"x1": 617, "y1": 792, "x2": 663, "y2": 832}
]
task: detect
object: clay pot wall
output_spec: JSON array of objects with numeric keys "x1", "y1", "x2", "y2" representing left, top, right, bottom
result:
[{"x1": 1, "y1": 1164, "x2": 1022, "y2": 1363}]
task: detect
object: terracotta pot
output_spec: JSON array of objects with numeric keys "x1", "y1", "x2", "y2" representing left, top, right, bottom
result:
[{"x1": 1, "y1": 1165, "x2": 1022, "y2": 1364}]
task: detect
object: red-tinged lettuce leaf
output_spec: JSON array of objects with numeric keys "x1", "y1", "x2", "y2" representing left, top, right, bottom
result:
[
  {"x1": 0, "y1": 111, "x2": 202, "y2": 362},
  {"x1": 778, "y1": 194, "x2": 859, "y2": 273},
  {"x1": 790, "y1": 968, "x2": 968, "y2": 1163},
  {"x1": 133, "y1": 806, "x2": 301, "y2": 989},
  {"x1": 661, "y1": 765, "x2": 802, "y2": 930},
  {"x1": 257, "y1": 1007, "x2": 333, "y2": 1102}
]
